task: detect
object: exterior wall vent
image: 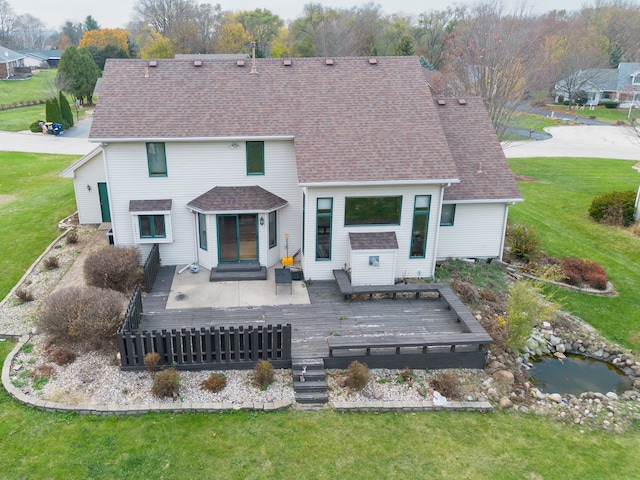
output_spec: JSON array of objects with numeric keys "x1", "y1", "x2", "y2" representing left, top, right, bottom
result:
[
  {"x1": 194, "y1": 60, "x2": 202, "y2": 67},
  {"x1": 458, "y1": 98, "x2": 467, "y2": 105},
  {"x1": 283, "y1": 59, "x2": 292, "y2": 66},
  {"x1": 236, "y1": 60, "x2": 245, "y2": 67},
  {"x1": 437, "y1": 99, "x2": 446, "y2": 106},
  {"x1": 148, "y1": 60, "x2": 157, "y2": 67},
  {"x1": 368, "y1": 58, "x2": 378, "y2": 65},
  {"x1": 325, "y1": 59, "x2": 334, "y2": 66}
]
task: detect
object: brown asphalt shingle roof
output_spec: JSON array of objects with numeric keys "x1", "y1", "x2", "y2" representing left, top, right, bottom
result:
[
  {"x1": 129, "y1": 199, "x2": 172, "y2": 212},
  {"x1": 349, "y1": 232, "x2": 399, "y2": 250},
  {"x1": 187, "y1": 186, "x2": 287, "y2": 212},
  {"x1": 91, "y1": 57, "x2": 459, "y2": 185},
  {"x1": 433, "y1": 97, "x2": 522, "y2": 201}
]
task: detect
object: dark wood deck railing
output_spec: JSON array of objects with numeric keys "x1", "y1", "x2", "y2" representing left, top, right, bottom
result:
[
  {"x1": 143, "y1": 243, "x2": 160, "y2": 292},
  {"x1": 120, "y1": 284, "x2": 143, "y2": 333}
]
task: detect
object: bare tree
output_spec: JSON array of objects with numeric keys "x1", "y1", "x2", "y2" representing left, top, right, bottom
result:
[
  {"x1": 13, "y1": 13, "x2": 48, "y2": 49},
  {"x1": 133, "y1": 0, "x2": 199, "y2": 53},
  {"x1": 290, "y1": 4, "x2": 360, "y2": 57},
  {"x1": 445, "y1": 2, "x2": 541, "y2": 139},
  {"x1": 0, "y1": 0, "x2": 15, "y2": 48},
  {"x1": 194, "y1": 3, "x2": 222, "y2": 53}
]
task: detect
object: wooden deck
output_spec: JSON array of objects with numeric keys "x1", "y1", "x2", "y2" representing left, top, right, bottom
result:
[{"x1": 137, "y1": 267, "x2": 491, "y2": 366}]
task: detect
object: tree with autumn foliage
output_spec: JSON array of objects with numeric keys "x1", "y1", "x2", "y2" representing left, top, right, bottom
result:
[
  {"x1": 80, "y1": 28, "x2": 130, "y2": 56},
  {"x1": 140, "y1": 33, "x2": 175, "y2": 58}
]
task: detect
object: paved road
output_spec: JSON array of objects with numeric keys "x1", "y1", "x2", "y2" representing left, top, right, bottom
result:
[
  {"x1": 0, "y1": 117, "x2": 94, "y2": 156},
  {"x1": 503, "y1": 125, "x2": 640, "y2": 161}
]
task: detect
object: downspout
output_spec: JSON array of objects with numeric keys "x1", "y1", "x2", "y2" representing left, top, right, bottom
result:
[
  {"x1": 191, "y1": 210, "x2": 199, "y2": 266},
  {"x1": 101, "y1": 145, "x2": 116, "y2": 242},
  {"x1": 499, "y1": 202, "x2": 513, "y2": 261},
  {"x1": 430, "y1": 183, "x2": 448, "y2": 277}
]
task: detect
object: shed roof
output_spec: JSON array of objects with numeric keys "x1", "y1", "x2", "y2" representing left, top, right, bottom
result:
[{"x1": 187, "y1": 186, "x2": 287, "y2": 213}]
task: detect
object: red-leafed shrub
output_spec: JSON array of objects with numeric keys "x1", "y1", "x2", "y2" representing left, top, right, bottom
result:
[{"x1": 560, "y1": 258, "x2": 608, "y2": 290}]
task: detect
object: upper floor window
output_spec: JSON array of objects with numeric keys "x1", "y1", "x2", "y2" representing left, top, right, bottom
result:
[
  {"x1": 345, "y1": 196, "x2": 402, "y2": 226},
  {"x1": 147, "y1": 143, "x2": 167, "y2": 177},
  {"x1": 246, "y1": 141, "x2": 264, "y2": 175},
  {"x1": 410, "y1": 195, "x2": 431, "y2": 258}
]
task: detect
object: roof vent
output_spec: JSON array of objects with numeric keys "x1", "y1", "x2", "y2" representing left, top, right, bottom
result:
[
  {"x1": 368, "y1": 58, "x2": 378, "y2": 65},
  {"x1": 144, "y1": 67, "x2": 149, "y2": 78},
  {"x1": 325, "y1": 59, "x2": 334, "y2": 66},
  {"x1": 437, "y1": 99, "x2": 446, "y2": 106},
  {"x1": 477, "y1": 162, "x2": 483, "y2": 173},
  {"x1": 148, "y1": 60, "x2": 157, "y2": 67},
  {"x1": 458, "y1": 98, "x2": 467, "y2": 105},
  {"x1": 283, "y1": 59, "x2": 292, "y2": 66},
  {"x1": 236, "y1": 60, "x2": 245, "y2": 67},
  {"x1": 194, "y1": 60, "x2": 202, "y2": 67}
]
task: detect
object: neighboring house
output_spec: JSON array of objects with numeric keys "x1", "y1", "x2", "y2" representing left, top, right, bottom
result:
[
  {"x1": 63, "y1": 56, "x2": 522, "y2": 284},
  {"x1": 16, "y1": 49, "x2": 64, "y2": 68},
  {"x1": 555, "y1": 62, "x2": 640, "y2": 107},
  {"x1": 0, "y1": 45, "x2": 25, "y2": 78}
]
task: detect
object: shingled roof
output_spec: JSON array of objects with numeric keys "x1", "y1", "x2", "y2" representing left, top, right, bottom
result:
[
  {"x1": 433, "y1": 97, "x2": 522, "y2": 202},
  {"x1": 90, "y1": 57, "x2": 460, "y2": 185},
  {"x1": 187, "y1": 186, "x2": 287, "y2": 213}
]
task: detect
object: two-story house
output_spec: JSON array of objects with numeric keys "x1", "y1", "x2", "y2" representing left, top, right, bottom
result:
[{"x1": 62, "y1": 56, "x2": 522, "y2": 285}]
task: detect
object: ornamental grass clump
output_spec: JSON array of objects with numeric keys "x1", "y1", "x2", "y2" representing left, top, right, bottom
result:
[
  {"x1": 344, "y1": 360, "x2": 370, "y2": 391},
  {"x1": 43, "y1": 255, "x2": 59, "y2": 270},
  {"x1": 253, "y1": 360, "x2": 275, "y2": 389},
  {"x1": 201, "y1": 373, "x2": 227, "y2": 393},
  {"x1": 14, "y1": 288, "x2": 34, "y2": 304},
  {"x1": 144, "y1": 352, "x2": 161, "y2": 374},
  {"x1": 430, "y1": 370, "x2": 461, "y2": 399},
  {"x1": 152, "y1": 368, "x2": 180, "y2": 399}
]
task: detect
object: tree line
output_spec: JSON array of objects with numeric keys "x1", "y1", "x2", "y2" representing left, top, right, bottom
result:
[{"x1": 2, "y1": 0, "x2": 640, "y2": 135}]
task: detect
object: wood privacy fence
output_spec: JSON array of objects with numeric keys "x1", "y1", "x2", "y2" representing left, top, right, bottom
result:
[
  {"x1": 118, "y1": 287, "x2": 292, "y2": 370},
  {"x1": 118, "y1": 324, "x2": 292, "y2": 371},
  {"x1": 143, "y1": 243, "x2": 160, "y2": 292}
]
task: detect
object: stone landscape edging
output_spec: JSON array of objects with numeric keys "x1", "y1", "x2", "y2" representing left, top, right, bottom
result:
[{"x1": 3, "y1": 334, "x2": 494, "y2": 415}]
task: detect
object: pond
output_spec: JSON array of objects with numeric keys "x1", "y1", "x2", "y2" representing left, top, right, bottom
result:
[{"x1": 528, "y1": 353, "x2": 633, "y2": 396}]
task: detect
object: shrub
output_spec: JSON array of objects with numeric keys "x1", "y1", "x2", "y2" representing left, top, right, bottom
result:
[
  {"x1": 344, "y1": 360, "x2": 370, "y2": 391},
  {"x1": 15, "y1": 288, "x2": 34, "y2": 303},
  {"x1": 43, "y1": 255, "x2": 59, "y2": 270},
  {"x1": 152, "y1": 368, "x2": 180, "y2": 398},
  {"x1": 144, "y1": 352, "x2": 161, "y2": 373},
  {"x1": 589, "y1": 190, "x2": 636, "y2": 227},
  {"x1": 48, "y1": 347, "x2": 77, "y2": 366},
  {"x1": 84, "y1": 246, "x2": 142, "y2": 293},
  {"x1": 201, "y1": 373, "x2": 227, "y2": 392},
  {"x1": 602, "y1": 101, "x2": 619, "y2": 109},
  {"x1": 506, "y1": 223, "x2": 540, "y2": 261},
  {"x1": 253, "y1": 360, "x2": 275, "y2": 388},
  {"x1": 505, "y1": 281, "x2": 557, "y2": 352},
  {"x1": 66, "y1": 230, "x2": 79, "y2": 244},
  {"x1": 560, "y1": 257, "x2": 608, "y2": 290},
  {"x1": 430, "y1": 370, "x2": 461, "y2": 399},
  {"x1": 29, "y1": 120, "x2": 44, "y2": 132},
  {"x1": 38, "y1": 286, "x2": 126, "y2": 352}
]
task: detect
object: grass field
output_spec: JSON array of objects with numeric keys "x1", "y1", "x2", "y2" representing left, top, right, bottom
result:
[
  {"x1": 508, "y1": 157, "x2": 640, "y2": 350},
  {"x1": 0, "y1": 69, "x2": 59, "y2": 105},
  {"x1": 543, "y1": 104, "x2": 639, "y2": 124},
  {"x1": 0, "y1": 151, "x2": 77, "y2": 300}
]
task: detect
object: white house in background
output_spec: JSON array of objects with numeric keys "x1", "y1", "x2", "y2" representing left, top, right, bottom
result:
[
  {"x1": 62, "y1": 56, "x2": 522, "y2": 284},
  {"x1": 0, "y1": 45, "x2": 24, "y2": 78}
]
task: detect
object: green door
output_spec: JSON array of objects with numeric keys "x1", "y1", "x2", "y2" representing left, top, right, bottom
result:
[{"x1": 97, "y1": 182, "x2": 111, "y2": 222}]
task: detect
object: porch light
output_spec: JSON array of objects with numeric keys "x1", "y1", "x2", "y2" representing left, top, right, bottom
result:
[
  {"x1": 87, "y1": 184, "x2": 91, "y2": 191},
  {"x1": 230, "y1": 142, "x2": 239, "y2": 149},
  {"x1": 260, "y1": 216, "x2": 265, "y2": 225}
]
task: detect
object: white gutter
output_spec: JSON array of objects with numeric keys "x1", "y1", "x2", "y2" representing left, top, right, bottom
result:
[
  {"x1": 444, "y1": 198, "x2": 523, "y2": 204},
  {"x1": 300, "y1": 178, "x2": 461, "y2": 187},
  {"x1": 90, "y1": 135, "x2": 295, "y2": 144}
]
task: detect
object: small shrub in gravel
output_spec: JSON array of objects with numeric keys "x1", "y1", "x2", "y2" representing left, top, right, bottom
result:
[
  {"x1": 43, "y1": 255, "x2": 59, "y2": 270},
  {"x1": 430, "y1": 370, "x2": 462, "y2": 399},
  {"x1": 253, "y1": 360, "x2": 275, "y2": 388},
  {"x1": 506, "y1": 223, "x2": 540, "y2": 261},
  {"x1": 66, "y1": 230, "x2": 79, "y2": 244},
  {"x1": 38, "y1": 286, "x2": 126, "y2": 352},
  {"x1": 15, "y1": 288, "x2": 34, "y2": 303},
  {"x1": 152, "y1": 368, "x2": 180, "y2": 398},
  {"x1": 201, "y1": 373, "x2": 227, "y2": 392},
  {"x1": 144, "y1": 352, "x2": 161, "y2": 374},
  {"x1": 84, "y1": 245, "x2": 142, "y2": 293},
  {"x1": 48, "y1": 347, "x2": 77, "y2": 366},
  {"x1": 345, "y1": 360, "x2": 370, "y2": 391}
]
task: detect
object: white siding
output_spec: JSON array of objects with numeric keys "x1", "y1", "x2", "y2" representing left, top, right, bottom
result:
[
  {"x1": 350, "y1": 249, "x2": 397, "y2": 286},
  {"x1": 436, "y1": 203, "x2": 508, "y2": 260},
  {"x1": 72, "y1": 151, "x2": 106, "y2": 224},
  {"x1": 104, "y1": 140, "x2": 300, "y2": 267},
  {"x1": 301, "y1": 185, "x2": 443, "y2": 281}
]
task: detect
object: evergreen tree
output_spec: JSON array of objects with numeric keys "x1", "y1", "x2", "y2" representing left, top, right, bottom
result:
[
  {"x1": 395, "y1": 34, "x2": 415, "y2": 56},
  {"x1": 59, "y1": 91, "x2": 74, "y2": 129},
  {"x1": 45, "y1": 97, "x2": 64, "y2": 125},
  {"x1": 56, "y1": 46, "x2": 101, "y2": 105}
]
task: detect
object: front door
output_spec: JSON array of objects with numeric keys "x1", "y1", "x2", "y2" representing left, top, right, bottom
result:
[
  {"x1": 217, "y1": 214, "x2": 258, "y2": 262},
  {"x1": 97, "y1": 182, "x2": 111, "y2": 222}
]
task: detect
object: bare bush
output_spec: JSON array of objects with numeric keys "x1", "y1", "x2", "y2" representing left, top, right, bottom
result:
[
  {"x1": 152, "y1": 368, "x2": 180, "y2": 398},
  {"x1": 38, "y1": 286, "x2": 127, "y2": 352},
  {"x1": 201, "y1": 373, "x2": 227, "y2": 392},
  {"x1": 344, "y1": 360, "x2": 370, "y2": 391},
  {"x1": 47, "y1": 347, "x2": 77, "y2": 366},
  {"x1": 253, "y1": 360, "x2": 275, "y2": 388},
  {"x1": 144, "y1": 352, "x2": 161, "y2": 373},
  {"x1": 430, "y1": 370, "x2": 462, "y2": 399},
  {"x1": 15, "y1": 288, "x2": 34, "y2": 303},
  {"x1": 83, "y1": 246, "x2": 142, "y2": 293},
  {"x1": 43, "y1": 256, "x2": 59, "y2": 270},
  {"x1": 66, "y1": 230, "x2": 79, "y2": 244}
]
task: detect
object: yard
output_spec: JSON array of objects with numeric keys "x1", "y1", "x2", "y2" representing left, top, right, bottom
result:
[{"x1": 0, "y1": 152, "x2": 639, "y2": 478}]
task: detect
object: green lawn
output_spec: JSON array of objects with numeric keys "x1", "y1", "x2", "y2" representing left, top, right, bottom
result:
[
  {"x1": 0, "y1": 152, "x2": 77, "y2": 300},
  {"x1": 0, "y1": 340, "x2": 637, "y2": 479},
  {"x1": 510, "y1": 112, "x2": 558, "y2": 132},
  {"x1": 542, "y1": 104, "x2": 638, "y2": 124},
  {"x1": 0, "y1": 69, "x2": 58, "y2": 105},
  {"x1": 508, "y1": 157, "x2": 640, "y2": 349}
]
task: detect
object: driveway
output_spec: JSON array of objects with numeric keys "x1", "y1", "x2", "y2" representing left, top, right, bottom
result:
[
  {"x1": 503, "y1": 125, "x2": 640, "y2": 160},
  {"x1": 0, "y1": 117, "x2": 94, "y2": 156}
]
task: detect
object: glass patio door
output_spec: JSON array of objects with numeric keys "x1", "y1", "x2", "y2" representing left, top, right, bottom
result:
[{"x1": 217, "y1": 214, "x2": 258, "y2": 262}]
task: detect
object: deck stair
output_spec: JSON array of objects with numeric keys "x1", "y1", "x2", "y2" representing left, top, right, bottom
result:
[
  {"x1": 210, "y1": 262, "x2": 267, "y2": 282},
  {"x1": 292, "y1": 358, "x2": 329, "y2": 406}
]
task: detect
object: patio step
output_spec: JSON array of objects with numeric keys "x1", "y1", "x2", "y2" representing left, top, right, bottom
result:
[
  {"x1": 292, "y1": 358, "x2": 329, "y2": 404},
  {"x1": 210, "y1": 263, "x2": 267, "y2": 282}
]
